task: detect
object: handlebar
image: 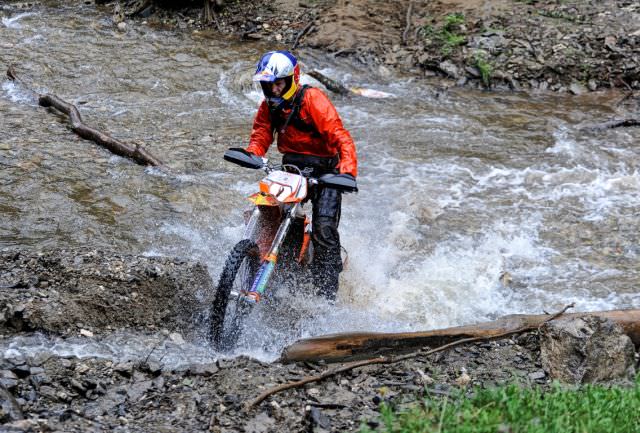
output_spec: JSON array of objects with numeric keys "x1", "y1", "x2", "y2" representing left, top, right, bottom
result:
[{"x1": 223, "y1": 147, "x2": 357, "y2": 193}]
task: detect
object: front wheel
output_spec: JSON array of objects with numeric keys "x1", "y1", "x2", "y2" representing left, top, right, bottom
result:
[{"x1": 211, "y1": 239, "x2": 259, "y2": 350}]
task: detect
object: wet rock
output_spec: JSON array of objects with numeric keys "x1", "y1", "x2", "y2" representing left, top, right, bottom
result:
[
  {"x1": 0, "y1": 370, "x2": 19, "y2": 390},
  {"x1": 569, "y1": 82, "x2": 587, "y2": 95},
  {"x1": 188, "y1": 362, "x2": 219, "y2": 376},
  {"x1": 540, "y1": 316, "x2": 636, "y2": 384},
  {"x1": 307, "y1": 406, "x2": 331, "y2": 430},
  {"x1": 244, "y1": 411, "x2": 276, "y2": 433},
  {"x1": 4, "y1": 350, "x2": 26, "y2": 366},
  {"x1": 169, "y1": 332, "x2": 185, "y2": 345},
  {"x1": 38, "y1": 385, "x2": 58, "y2": 400},
  {"x1": 438, "y1": 61, "x2": 460, "y2": 79},
  {"x1": 113, "y1": 361, "x2": 135, "y2": 377},
  {"x1": 528, "y1": 370, "x2": 546, "y2": 381},
  {"x1": 11, "y1": 365, "x2": 30, "y2": 379},
  {"x1": 127, "y1": 379, "x2": 152, "y2": 401}
]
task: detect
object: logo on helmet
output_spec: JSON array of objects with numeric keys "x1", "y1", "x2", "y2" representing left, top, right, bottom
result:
[{"x1": 253, "y1": 51, "x2": 301, "y2": 109}]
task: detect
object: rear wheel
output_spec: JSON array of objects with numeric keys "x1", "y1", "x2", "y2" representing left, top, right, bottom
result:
[{"x1": 211, "y1": 239, "x2": 259, "y2": 350}]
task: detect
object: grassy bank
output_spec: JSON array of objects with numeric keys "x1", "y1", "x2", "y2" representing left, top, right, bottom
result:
[{"x1": 362, "y1": 376, "x2": 640, "y2": 433}]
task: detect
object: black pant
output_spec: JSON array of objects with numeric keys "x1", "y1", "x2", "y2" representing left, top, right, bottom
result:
[{"x1": 282, "y1": 153, "x2": 343, "y2": 300}]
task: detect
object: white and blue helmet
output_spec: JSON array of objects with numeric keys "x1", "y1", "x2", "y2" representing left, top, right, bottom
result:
[{"x1": 253, "y1": 50, "x2": 300, "y2": 108}]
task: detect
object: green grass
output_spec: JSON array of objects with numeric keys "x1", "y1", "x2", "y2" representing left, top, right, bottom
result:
[
  {"x1": 420, "y1": 13, "x2": 466, "y2": 58},
  {"x1": 361, "y1": 377, "x2": 640, "y2": 433},
  {"x1": 474, "y1": 53, "x2": 493, "y2": 88}
]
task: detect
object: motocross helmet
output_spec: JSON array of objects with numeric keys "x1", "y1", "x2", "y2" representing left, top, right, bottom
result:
[{"x1": 253, "y1": 50, "x2": 300, "y2": 109}]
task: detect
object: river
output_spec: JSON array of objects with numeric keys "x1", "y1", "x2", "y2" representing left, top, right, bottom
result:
[{"x1": 1, "y1": 1, "x2": 639, "y2": 362}]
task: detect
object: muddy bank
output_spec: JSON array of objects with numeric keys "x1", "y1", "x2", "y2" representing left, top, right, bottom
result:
[
  {"x1": 103, "y1": 0, "x2": 640, "y2": 92},
  {"x1": 0, "y1": 249, "x2": 213, "y2": 339},
  {"x1": 1, "y1": 248, "x2": 637, "y2": 432}
]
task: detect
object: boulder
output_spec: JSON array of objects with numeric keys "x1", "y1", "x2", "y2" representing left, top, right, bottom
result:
[{"x1": 540, "y1": 316, "x2": 636, "y2": 384}]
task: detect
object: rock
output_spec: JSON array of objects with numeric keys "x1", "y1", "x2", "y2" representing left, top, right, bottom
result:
[
  {"x1": 80, "y1": 329, "x2": 94, "y2": 337},
  {"x1": 169, "y1": 332, "x2": 185, "y2": 345},
  {"x1": 0, "y1": 371, "x2": 19, "y2": 390},
  {"x1": 438, "y1": 61, "x2": 460, "y2": 79},
  {"x1": 117, "y1": 22, "x2": 127, "y2": 32},
  {"x1": 604, "y1": 35, "x2": 618, "y2": 51},
  {"x1": 243, "y1": 411, "x2": 275, "y2": 433},
  {"x1": 528, "y1": 370, "x2": 546, "y2": 381},
  {"x1": 455, "y1": 368, "x2": 471, "y2": 387},
  {"x1": 75, "y1": 363, "x2": 91, "y2": 374},
  {"x1": 587, "y1": 79, "x2": 598, "y2": 91},
  {"x1": 569, "y1": 82, "x2": 587, "y2": 95},
  {"x1": 113, "y1": 361, "x2": 134, "y2": 377},
  {"x1": 4, "y1": 350, "x2": 26, "y2": 366},
  {"x1": 540, "y1": 316, "x2": 636, "y2": 384},
  {"x1": 188, "y1": 363, "x2": 219, "y2": 376},
  {"x1": 11, "y1": 365, "x2": 30, "y2": 378},
  {"x1": 308, "y1": 406, "x2": 331, "y2": 430},
  {"x1": 415, "y1": 369, "x2": 434, "y2": 386},
  {"x1": 127, "y1": 380, "x2": 152, "y2": 401}
]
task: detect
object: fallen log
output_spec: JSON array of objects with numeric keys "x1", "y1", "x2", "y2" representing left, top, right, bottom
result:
[
  {"x1": 306, "y1": 69, "x2": 396, "y2": 98},
  {"x1": 584, "y1": 118, "x2": 640, "y2": 131},
  {"x1": 248, "y1": 304, "x2": 575, "y2": 408},
  {"x1": 6, "y1": 65, "x2": 164, "y2": 167},
  {"x1": 280, "y1": 308, "x2": 640, "y2": 364},
  {"x1": 306, "y1": 69, "x2": 351, "y2": 95}
]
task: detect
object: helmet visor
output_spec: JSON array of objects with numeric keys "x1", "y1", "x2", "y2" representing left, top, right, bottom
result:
[{"x1": 253, "y1": 70, "x2": 277, "y2": 83}]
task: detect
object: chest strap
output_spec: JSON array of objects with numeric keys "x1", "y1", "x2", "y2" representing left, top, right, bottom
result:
[{"x1": 270, "y1": 85, "x2": 318, "y2": 136}]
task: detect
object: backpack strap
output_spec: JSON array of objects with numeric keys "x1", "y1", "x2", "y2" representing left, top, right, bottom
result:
[{"x1": 269, "y1": 85, "x2": 317, "y2": 136}]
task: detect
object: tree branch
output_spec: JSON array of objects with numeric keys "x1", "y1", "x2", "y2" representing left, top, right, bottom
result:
[
  {"x1": 246, "y1": 304, "x2": 576, "y2": 409},
  {"x1": 6, "y1": 66, "x2": 164, "y2": 167}
]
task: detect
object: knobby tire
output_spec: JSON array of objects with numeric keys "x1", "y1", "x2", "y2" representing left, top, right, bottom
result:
[{"x1": 211, "y1": 239, "x2": 259, "y2": 350}]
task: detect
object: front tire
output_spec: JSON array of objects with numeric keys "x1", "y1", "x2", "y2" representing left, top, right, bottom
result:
[{"x1": 211, "y1": 239, "x2": 259, "y2": 350}]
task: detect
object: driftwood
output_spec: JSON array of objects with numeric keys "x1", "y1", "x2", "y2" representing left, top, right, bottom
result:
[
  {"x1": 6, "y1": 65, "x2": 164, "y2": 167},
  {"x1": 306, "y1": 69, "x2": 396, "y2": 98},
  {"x1": 306, "y1": 69, "x2": 351, "y2": 95},
  {"x1": 584, "y1": 118, "x2": 640, "y2": 131},
  {"x1": 280, "y1": 308, "x2": 640, "y2": 364},
  {"x1": 246, "y1": 304, "x2": 575, "y2": 409},
  {"x1": 402, "y1": 1, "x2": 414, "y2": 45}
]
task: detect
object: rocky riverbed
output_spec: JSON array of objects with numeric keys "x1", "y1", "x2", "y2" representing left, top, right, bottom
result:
[
  {"x1": 1, "y1": 249, "x2": 638, "y2": 432},
  {"x1": 2, "y1": 1, "x2": 640, "y2": 431},
  {"x1": 104, "y1": 0, "x2": 640, "y2": 92}
]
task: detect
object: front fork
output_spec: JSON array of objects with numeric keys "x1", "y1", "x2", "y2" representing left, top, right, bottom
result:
[{"x1": 241, "y1": 202, "x2": 301, "y2": 303}]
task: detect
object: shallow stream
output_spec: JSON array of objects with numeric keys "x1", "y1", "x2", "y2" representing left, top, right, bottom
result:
[{"x1": 1, "y1": 1, "x2": 639, "y2": 365}]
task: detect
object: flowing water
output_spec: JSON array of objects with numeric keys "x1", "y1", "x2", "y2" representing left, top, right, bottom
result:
[{"x1": 2, "y1": 1, "x2": 640, "y2": 365}]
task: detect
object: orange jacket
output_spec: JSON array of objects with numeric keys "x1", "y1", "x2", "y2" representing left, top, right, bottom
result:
[{"x1": 246, "y1": 87, "x2": 358, "y2": 177}]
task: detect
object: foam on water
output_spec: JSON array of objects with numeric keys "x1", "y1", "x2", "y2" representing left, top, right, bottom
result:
[
  {"x1": 0, "y1": 333, "x2": 219, "y2": 368},
  {"x1": 1, "y1": 81, "x2": 37, "y2": 105},
  {"x1": 2, "y1": 12, "x2": 34, "y2": 29}
]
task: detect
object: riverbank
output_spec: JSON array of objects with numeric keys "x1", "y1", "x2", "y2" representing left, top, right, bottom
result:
[
  {"x1": 1, "y1": 248, "x2": 638, "y2": 431},
  {"x1": 110, "y1": 0, "x2": 640, "y2": 93}
]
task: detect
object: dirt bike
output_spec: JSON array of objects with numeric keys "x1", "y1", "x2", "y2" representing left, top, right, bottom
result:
[{"x1": 210, "y1": 148, "x2": 357, "y2": 350}]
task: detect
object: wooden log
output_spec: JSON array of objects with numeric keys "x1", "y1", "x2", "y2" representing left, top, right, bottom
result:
[
  {"x1": 306, "y1": 69, "x2": 396, "y2": 98},
  {"x1": 7, "y1": 66, "x2": 164, "y2": 167},
  {"x1": 306, "y1": 70, "x2": 351, "y2": 95},
  {"x1": 586, "y1": 119, "x2": 640, "y2": 130},
  {"x1": 280, "y1": 309, "x2": 640, "y2": 364}
]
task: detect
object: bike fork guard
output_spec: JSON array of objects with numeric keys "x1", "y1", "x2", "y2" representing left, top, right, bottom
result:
[
  {"x1": 245, "y1": 254, "x2": 277, "y2": 302},
  {"x1": 241, "y1": 203, "x2": 299, "y2": 303}
]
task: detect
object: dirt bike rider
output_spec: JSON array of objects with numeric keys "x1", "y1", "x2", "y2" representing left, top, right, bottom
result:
[{"x1": 245, "y1": 50, "x2": 358, "y2": 301}]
